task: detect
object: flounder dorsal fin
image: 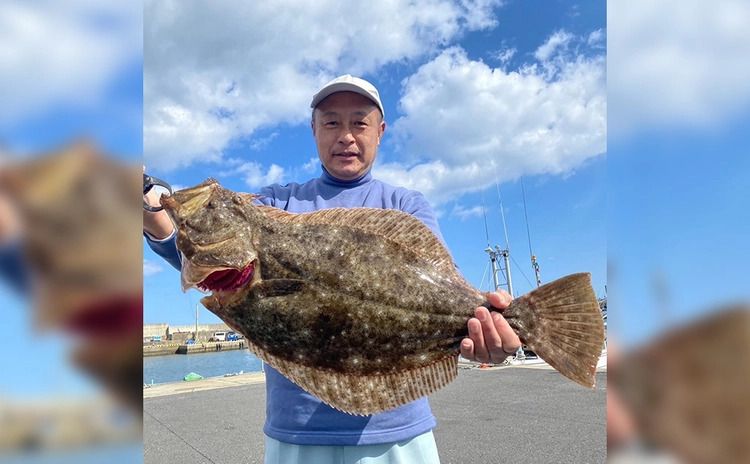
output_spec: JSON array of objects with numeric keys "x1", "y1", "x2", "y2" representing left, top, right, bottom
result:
[{"x1": 256, "y1": 206, "x2": 457, "y2": 276}]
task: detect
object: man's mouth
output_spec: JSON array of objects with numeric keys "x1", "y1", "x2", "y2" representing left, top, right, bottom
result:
[
  {"x1": 197, "y1": 262, "x2": 255, "y2": 292},
  {"x1": 333, "y1": 151, "x2": 359, "y2": 158}
]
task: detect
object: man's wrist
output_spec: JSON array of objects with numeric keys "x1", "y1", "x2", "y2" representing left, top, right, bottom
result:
[
  {"x1": 143, "y1": 211, "x2": 175, "y2": 241},
  {"x1": 144, "y1": 226, "x2": 175, "y2": 242}
]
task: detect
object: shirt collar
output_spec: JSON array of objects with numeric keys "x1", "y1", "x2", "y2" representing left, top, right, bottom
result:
[{"x1": 319, "y1": 166, "x2": 373, "y2": 187}]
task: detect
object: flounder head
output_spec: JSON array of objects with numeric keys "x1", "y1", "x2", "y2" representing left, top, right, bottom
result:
[{"x1": 160, "y1": 178, "x2": 261, "y2": 293}]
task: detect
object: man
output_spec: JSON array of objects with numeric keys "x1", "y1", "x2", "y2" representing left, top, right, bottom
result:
[{"x1": 144, "y1": 74, "x2": 521, "y2": 463}]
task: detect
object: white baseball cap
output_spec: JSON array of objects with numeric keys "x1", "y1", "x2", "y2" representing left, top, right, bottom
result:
[{"x1": 310, "y1": 74, "x2": 384, "y2": 118}]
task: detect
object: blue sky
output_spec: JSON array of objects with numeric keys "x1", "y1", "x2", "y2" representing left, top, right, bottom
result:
[
  {"x1": 143, "y1": 0, "x2": 607, "y2": 326},
  {"x1": 609, "y1": 113, "x2": 750, "y2": 346},
  {"x1": 608, "y1": 0, "x2": 750, "y2": 347}
]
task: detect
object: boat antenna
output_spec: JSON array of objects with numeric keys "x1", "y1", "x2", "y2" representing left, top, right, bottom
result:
[
  {"x1": 521, "y1": 178, "x2": 542, "y2": 287},
  {"x1": 481, "y1": 191, "x2": 491, "y2": 248},
  {"x1": 481, "y1": 191, "x2": 501, "y2": 292},
  {"x1": 494, "y1": 180, "x2": 510, "y2": 251},
  {"x1": 478, "y1": 261, "x2": 490, "y2": 292},
  {"x1": 491, "y1": 170, "x2": 513, "y2": 297}
]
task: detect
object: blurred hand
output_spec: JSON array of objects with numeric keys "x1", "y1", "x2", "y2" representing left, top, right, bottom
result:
[
  {"x1": 0, "y1": 191, "x2": 21, "y2": 243},
  {"x1": 606, "y1": 342, "x2": 639, "y2": 450},
  {"x1": 460, "y1": 290, "x2": 521, "y2": 363}
]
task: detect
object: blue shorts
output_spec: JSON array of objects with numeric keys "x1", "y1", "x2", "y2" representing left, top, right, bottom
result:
[{"x1": 264, "y1": 430, "x2": 441, "y2": 464}]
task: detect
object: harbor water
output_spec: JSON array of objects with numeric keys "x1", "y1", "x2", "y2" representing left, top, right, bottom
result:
[{"x1": 143, "y1": 349, "x2": 263, "y2": 385}]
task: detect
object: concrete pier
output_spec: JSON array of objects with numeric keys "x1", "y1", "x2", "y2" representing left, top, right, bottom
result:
[
  {"x1": 144, "y1": 363, "x2": 606, "y2": 463},
  {"x1": 143, "y1": 372, "x2": 265, "y2": 399}
]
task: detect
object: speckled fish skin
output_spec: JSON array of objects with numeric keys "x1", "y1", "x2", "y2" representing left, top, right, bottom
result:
[{"x1": 162, "y1": 179, "x2": 605, "y2": 415}]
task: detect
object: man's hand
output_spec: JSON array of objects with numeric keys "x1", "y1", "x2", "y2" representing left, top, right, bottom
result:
[
  {"x1": 143, "y1": 167, "x2": 175, "y2": 240},
  {"x1": 460, "y1": 290, "x2": 522, "y2": 364}
]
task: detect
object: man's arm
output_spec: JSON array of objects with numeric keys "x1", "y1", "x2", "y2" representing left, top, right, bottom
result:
[
  {"x1": 143, "y1": 184, "x2": 175, "y2": 240},
  {"x1": 143, "y1": 184, "x2": 181, "y2": 271},
  {"x1": 0, "y1": 192, "x2": 30, "y2": 293},
  {"x1": 0, "y1": 241, "x2": 29, "y2": 294}
]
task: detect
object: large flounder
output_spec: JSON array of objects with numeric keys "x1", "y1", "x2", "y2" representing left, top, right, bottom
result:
[{"x1": 162, "y1": 179, "x2": 605, "y2": 415}]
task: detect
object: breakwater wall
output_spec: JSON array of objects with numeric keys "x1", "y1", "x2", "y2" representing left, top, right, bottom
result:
[{"x1": 143, "y1": 340, "x2": 246, "y2": 357}]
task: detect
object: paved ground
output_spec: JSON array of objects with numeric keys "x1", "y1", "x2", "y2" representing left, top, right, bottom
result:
[{"x1": 144, "y1": 365, "x2": 606, "y2": 463}]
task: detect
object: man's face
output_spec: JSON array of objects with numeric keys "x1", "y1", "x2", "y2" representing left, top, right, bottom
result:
[{"x1": 312, "y1": 92, "x2": 385, "y2": 181}]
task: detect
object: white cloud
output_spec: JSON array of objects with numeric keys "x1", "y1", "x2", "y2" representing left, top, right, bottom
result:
[
  {"x1": 301, "y1": 156, "x2": 320, "y2": 174},
  {"x1": 587, "y1": 28, "x2": 605, "y2": 47},
  {"x1": 250, "y1": 131, "x2": 279, "y2": 151},
  {"x1": 224, "y1": 162, "x2": 286, "y2": 189},
  {"x1": 143, "y1": 259, "x2": 163, "y2": 277},
  {"x1": 534, "y1": 30, "x2": 573, "y2": 62},
  {"x1": 491, "y1": 47, "x2": 516, "y2": 66},
  {"x1": 459, "y1": 0, "x2": 505, "y2": 29},
  {"x1": 609, "y1": 0, "x2": 750, "y2": 136},
  {"x1": 144, "y1": 0, "x2": 503, "y2": 171},
  {"x1": 0, "y1": 1, "x2": 141, "y2": 124},
  {"x1": 451, "y1": 204, "x2": 485, "y2": 220},
  {"x1": 379, "y1": 34, "x2": 605, "y2": 205}
]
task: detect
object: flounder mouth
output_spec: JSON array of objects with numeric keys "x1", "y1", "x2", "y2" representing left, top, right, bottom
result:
[
  {"x1": 180, "y1": 251, "x2": 258, "y2": 291},
  {"x1": 196, "y1": 262, "x2": 255, "y2": 293}
]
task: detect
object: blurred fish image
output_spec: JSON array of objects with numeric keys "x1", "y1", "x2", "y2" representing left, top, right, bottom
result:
[
  {"x1": 0, "y1": 141, "x2": 143, "y2": 413},
  {"x1": 610, "y1": 306, "x2": 750, "y2": 464},
  {"x1": 162, "y1": 179, "x2": 605, "y2": 415}
]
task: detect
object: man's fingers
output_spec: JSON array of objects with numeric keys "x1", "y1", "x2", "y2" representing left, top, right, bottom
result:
[
  {"x1": 144, "y1": 187, "x2": 162, "y2": 208},
  {"x1": 460, "y1": 338, "x2": 474, "y2": 360},
  {"x1": 477, "y1": 307, "x2": 507, "y2": 362},
  {"x1": 465, "y1": 303, "x2": 521, "y2": 364},
  {"x1": 491, "y1": 311, "x2": 521, "y2": 354},
  {"x1": 486, "y1": 290, "x2": 512, "y2": 310},
  {"x1": 467, "y1": 317, "x2": 489, "y2": 363}
]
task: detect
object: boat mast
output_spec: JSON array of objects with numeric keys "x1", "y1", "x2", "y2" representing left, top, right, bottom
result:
[
  {"x1": 484, "y1": 245, "x2": 513, "y2": 296},
  {"x1": 482, "y1": 181, "x2": 514, "y2": 297},
  {"x1": 500, "y1": 247, "x2": 513, "y2": 297},
  {"x1": 495, "y1": 180, "x2": 514, "y2": 297}
]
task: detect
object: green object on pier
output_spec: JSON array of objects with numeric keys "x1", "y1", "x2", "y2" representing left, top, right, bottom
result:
[{"x1": 183, "y1": 372, "x2": 204, "y2": 382}]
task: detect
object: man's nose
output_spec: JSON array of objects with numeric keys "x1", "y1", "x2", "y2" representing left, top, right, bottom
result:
[{"x1": 336, "y1": 125, "x2": 356, "y2": 144}]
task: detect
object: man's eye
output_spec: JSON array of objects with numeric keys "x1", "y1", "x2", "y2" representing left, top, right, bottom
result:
[
  {"x1": 354, "y1": 121, "x2": 367, "y2": 127},
  {"x1": 324, "y1": 121, "x2": 338, "y2": 127}
]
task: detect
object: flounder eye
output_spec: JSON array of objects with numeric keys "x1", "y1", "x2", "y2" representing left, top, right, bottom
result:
[{"x1": 208, "y1": 199, "x2": 218, "y2": 208}]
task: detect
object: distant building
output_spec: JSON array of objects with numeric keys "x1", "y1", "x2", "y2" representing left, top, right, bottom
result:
[
  {"x1": 143, "y1": 324, "x2": 168, "y2": 342},
  {"x1": 144, "y1": 323, "x2": 232, "y2": 343}
]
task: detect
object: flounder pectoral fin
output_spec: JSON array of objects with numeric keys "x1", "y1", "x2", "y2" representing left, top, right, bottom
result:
[
  {"x1": 251, "y1": 278, "x2": 307, "y2": 298},
  {"x1": 200, "y1": 279, "x2": 307, "y2": 313}
]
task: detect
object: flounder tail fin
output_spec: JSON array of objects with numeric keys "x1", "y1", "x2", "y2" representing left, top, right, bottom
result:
[{"x1": 500, "y1": 273, "x2": 605, "y2": 388}]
